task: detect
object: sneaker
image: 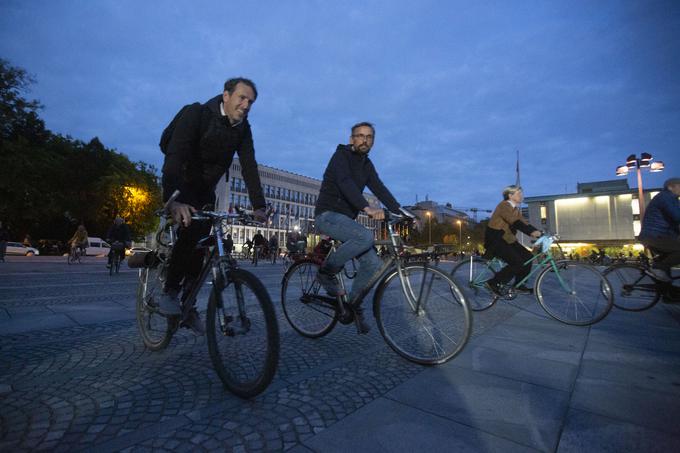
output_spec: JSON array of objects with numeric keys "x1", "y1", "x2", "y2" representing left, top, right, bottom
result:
[
  {"x1": 484, "y1": 280, "x2": 503, "y2": 297},
  {"x1": 158, "y1": 289, "x2": 181, "y2": 316},
  {"x1": 515, "y1": 285, "x2": 533, "y2": 295},
  {"x1": 353, "y1": 305, "x2": 371, "y2": 335},
  {"x1": 182, "y1": 309, "x2": 205, "y2": 336},
  {"x1": 317, "y1": 269, "x2": 344, "y2": 297},
  {"x1": 647, "y1": 267, "x2": 671, "y2": 282}
]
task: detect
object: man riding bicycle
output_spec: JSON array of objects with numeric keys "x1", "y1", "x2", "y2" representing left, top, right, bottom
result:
[
  {"x1": 69, "y1": 224, "x2": 89, "y2": 256},
  {"x1": 483, "y1": 185, "x2": 542, "y2": 296},
  {"x1": 159, "y1": 77, "x2": 267, "y2": 334},
  {"x1": 314, "y1": 121, "x2": 402, "y2": 334},
  {"x1": 638, "y1": 177, "x2": 680, "y2": 287},
  {"x1": 106, "y1": 216, "x2": 131, "y2": 268}
]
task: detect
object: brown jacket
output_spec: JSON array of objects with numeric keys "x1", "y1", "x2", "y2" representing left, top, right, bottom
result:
[{"x1": 485, "y1": 201, "x2": 538, "y2": 249}]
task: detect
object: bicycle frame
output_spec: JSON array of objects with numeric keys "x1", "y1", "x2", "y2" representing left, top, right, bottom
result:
[
  {"x1": 327, "y1": 211, "x2": 428, "y2": 319},
  {"x1": 471, "y1": 235, "x2": 573, "y2": 294}
]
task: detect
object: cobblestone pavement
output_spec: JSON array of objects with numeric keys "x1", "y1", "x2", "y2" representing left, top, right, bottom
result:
[{"x1": 0, "y1": 256, "x2": 521, "y2": 452}]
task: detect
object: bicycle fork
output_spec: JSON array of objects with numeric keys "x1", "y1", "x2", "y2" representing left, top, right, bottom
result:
[{"x1": 212, "y1": 260, "x2": 251, "y2": 336}]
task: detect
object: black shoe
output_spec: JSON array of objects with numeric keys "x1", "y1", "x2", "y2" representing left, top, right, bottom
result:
[
  {"x1": 317, "y1": 269, "x2": 344, "y2": 297},
  {"x1": 515, "y1": 285, "x2": 533, "y2": 295},
  {"x1": 353, "y1": 305, "x2": 370, "y2": 335},
  {"x1": 484, "y1": 281, "x2": 503, "y2": 297}
]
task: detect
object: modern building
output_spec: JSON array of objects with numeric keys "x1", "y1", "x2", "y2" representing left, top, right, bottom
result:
[
  {"x1": 214, "y1": 159, "x2": 380, "y2": 250},
  {"x1": 407, "y1": 200, "x2": 469, "y2": 230},
  {"x1": 523, "y1": 179, "x2": 662, "y2": 249}
]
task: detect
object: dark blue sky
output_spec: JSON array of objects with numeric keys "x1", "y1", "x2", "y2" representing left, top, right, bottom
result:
[{"x1": 1, "y1": 0, "x2": 678, "y2": 212}]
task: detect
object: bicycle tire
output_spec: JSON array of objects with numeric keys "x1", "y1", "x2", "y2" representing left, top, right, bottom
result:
[
  {"x1": 603, "y1": 263, "x2": 661, "y2": 311},
  {"x1": 67, "y1": 250, "x2": 74, "y2": 265},
  {"x1": 374, "y1": 264, "x2": 472, "y2": 365},
  {"x1": 206, "y1": 267, "x2": 279, "y2": 398},
  {"x1": 450, "y1": 257, "x2": 498, "y2": 311},
  {"x1": 535, "y1": 260, "x2": 613, "y2": 326},
  {"x1": 281, "y1": 259, "x2": 338, "y2": 338},
  {"x1": 136, "y1": 264, "x2": 176, "y2": 351}
]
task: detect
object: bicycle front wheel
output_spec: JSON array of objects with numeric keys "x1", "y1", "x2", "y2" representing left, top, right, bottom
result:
[
  {"x1": 136, "y1": 264, "x2": 176, "y2": 351},
  {"x1": 450, "y1": 257, "x2": 497, "y2": 311},
  {"x1": 206, "y1": 267, "x2": 279, "y2": 398},
  {"x1": 603, "y1": 263, "x2": 660, "y2": 311},
  {"x1": 536, "y1": 261, "x2": 613, "y2": 326},
  {"x1": 375, "y1": 264, "x2": 472, "y2": 365},
  {"x1": 281, "y1": 259, "x2": 338, "y2": 338}
]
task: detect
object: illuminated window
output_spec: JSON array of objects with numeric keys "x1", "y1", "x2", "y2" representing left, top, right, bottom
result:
[
  {"x1": 633, "y1": 220, "x2": 641, "y2": 236},
  {"x1": 540, "y1": 204, "x2": 547, "y2": 225},
  {"x1": 631, "y1": 198, "x2": 640, "y2": 215}
]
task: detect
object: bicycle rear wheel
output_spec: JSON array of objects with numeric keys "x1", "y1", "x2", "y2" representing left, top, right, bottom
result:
[
  {"x1": 603, "y1": 263, "x2": 660, "y2": 311},
  {"x1": 281, "y1": 259, "x2": 338, "y2": 338},
  {"x1": 206, "y1": 267, "x2": 279, "y2": 398},
  {"x1": 375, "y1": 264, "x2": 472, "y2": 365},
  {"x1": 136, "y1": 262, "x2": 176, "y2": 351},
  {"x1": 450, "y1": 257, "x2": 498, "y2": 311},
  {"x1": 67, "y1": 250, "x2": 75, "y2": 265},
  {"x1": 536, "y1": 260, "x2": 613, "y2": 326}
]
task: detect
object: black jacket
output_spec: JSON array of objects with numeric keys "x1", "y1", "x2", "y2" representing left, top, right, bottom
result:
[
  {"x1": 161, "y1": 95, "x2": 265, "y2": 209},
  {"x1": 106, "y1": 224, "x2": 131, "y2": 243},
  {"x1": 315, "y1": 145, "x2": 400, "y2": 219}
]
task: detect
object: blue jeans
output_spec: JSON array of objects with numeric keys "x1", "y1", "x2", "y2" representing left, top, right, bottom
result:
[{"x1": 315, "y1": 211, "x2": 382, "y2": 302}]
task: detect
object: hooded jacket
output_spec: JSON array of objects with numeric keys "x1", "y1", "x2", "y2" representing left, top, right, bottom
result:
[
  {"x1": 161, "y1": 95, "x2": 265, "y2": 209},
  {"x1": 315, "y1": 144, "x2": 400, "y2": 219}
]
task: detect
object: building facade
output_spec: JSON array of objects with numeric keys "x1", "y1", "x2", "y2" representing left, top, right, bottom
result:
[
  {"x1": 214, "y1": 159, "x2": 380, "y2": 250},
  {"x1": 524, "y1": 179, "x2": 661, "y2": 249}
]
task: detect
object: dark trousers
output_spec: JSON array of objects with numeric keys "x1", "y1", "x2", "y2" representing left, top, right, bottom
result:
[
  {"x1": 165, "y1": 221, "x2": 212, "y2": 292},
  {"x1": 489, "y1": 241, "x2": 534, "y2": 286},
  {"x1": 641, "y1": 236, "x2": 680, "y2": 272}
]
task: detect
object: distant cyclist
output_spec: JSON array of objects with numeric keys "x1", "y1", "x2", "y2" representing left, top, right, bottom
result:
[
  {"x1": 639, "y1": 177, "x2": 680, "y2": 283},
  {"x1": 483, "y1": 185, "x2": 541, "y2": 296},
  {"x1": 106, "y1": 216, "x2": 131, "y2": 268},
  {"x1": 69, "y1": 224, "x2": 89, "y2": 256}
]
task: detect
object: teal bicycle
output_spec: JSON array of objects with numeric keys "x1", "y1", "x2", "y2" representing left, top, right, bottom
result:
[{"x1": 450, "y1": 234, "x2": 614, "y2": 326}]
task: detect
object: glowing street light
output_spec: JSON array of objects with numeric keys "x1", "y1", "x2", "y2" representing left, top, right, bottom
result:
[
  {"x1": 615, "y1": 152, "x2": 664, "y2": 220},
  {"x1": 426, "y1": 211, "x2": 432, "y2": 245},
  {"x1": 456, "y1": 219, "x2": 462, "y2": 252}
]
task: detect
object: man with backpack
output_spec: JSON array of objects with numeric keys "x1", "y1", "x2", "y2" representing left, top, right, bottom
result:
[{"x1": 159, "y1": 77, "x2": 267, "y2": 335}]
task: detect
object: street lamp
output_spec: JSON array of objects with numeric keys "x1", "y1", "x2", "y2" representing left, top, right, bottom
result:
[
  {"x1": 426, "y1": 211, "x2": 432, "y2": 245},
  {"x1": 615, "y1": 152, "x2": 664, "y2": 220},
  {"x1": 456, "y1": 220, "x2": 462, "y2": 253}
]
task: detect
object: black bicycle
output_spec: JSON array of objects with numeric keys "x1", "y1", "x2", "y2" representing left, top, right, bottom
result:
[
  {"x1": 109, "y1": 241, "x2": 125, "y2": 275},
  {"x1": 603, "y1": 249, "x2": 680, "y2": 311},
  {"x1": 281, "y1": 209, "x2": 471, "y2": 365},
  {"x1": 134, "y1": 191, "x2": 280, "y2": 398}
]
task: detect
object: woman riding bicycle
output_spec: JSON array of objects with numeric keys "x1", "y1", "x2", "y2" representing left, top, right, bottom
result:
[
  {"x1": 483, "y1": 185, "x2": 541, "y2": 296},
  {"x1": 69, "y1": 225, "x2": 89, "y2": 256}
]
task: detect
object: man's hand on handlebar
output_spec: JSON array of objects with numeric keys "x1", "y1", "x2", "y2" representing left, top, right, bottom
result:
[
  {"x1": 363, "y1": 206, "x2": 385, "y2": 220},
  {"x1": 169, "y1": 201, "x2": 197, "y2": 227}
]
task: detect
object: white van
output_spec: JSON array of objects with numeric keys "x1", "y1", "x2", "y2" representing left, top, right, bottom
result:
[{"x1": 85, "y1": 237, "x2": 111, "y2": 256}]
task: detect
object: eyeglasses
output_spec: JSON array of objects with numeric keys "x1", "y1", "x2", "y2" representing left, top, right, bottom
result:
[{"x1": 352, "y1": 134, "x2": 374, "y2": 141}]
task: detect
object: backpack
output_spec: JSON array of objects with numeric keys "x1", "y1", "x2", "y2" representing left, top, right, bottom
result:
[{"x1": 158, "y1": 102, "x2": 201, "y2": 154}]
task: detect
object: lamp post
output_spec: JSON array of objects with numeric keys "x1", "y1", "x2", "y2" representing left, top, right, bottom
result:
[
  {"x1": 616, "y1": 152, "x2": 664, "y2": 220},
  {"x1": 426, "y1": 211, "x2": 432, "y2": 245},
  {"x1": 456, "y1": 220, "x2": 462, "y2": 253}
]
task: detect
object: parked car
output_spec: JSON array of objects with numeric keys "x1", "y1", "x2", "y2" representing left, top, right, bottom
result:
[
  {"x1": 5, "y1": 242, "x2": 40, "y2": 256},
  {"x1": 85, "y1": 237, "x2": 111, "y2": 256}
]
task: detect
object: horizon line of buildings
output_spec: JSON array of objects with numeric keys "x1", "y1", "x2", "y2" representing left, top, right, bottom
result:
[{"x1": 217, "y1": 159, "x2": 661, "y2": 251}]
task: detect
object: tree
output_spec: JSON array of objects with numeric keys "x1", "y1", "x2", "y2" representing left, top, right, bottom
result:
[{"x1": 0, "y1": 59, "x2": 161, "y2": 242}]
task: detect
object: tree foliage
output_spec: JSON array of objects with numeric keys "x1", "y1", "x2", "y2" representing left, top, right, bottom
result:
[{"x1": 0, "y1": 58, "x2": 161, "y2": 242}]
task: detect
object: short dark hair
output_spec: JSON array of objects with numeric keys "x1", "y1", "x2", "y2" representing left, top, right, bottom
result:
[
  {"x1": 224, "y1": 77, "x2": 258, "y2": 99},
  {"x1": 664, "y1": 177, "x2": 680, "y2": 190},
  {"x1": 351, "y1": 122, "x2": 375, "y2": 136}
]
